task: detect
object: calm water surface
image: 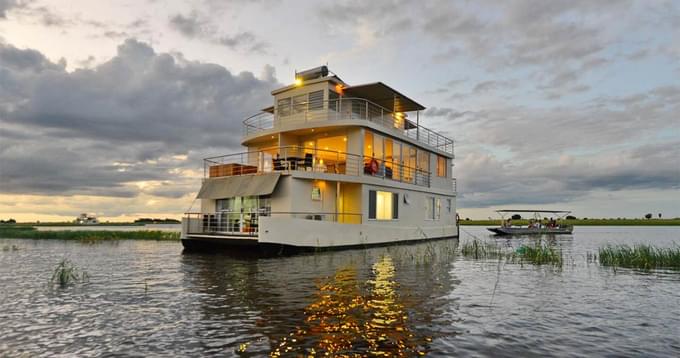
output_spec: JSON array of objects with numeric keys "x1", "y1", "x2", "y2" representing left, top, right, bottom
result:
[{"x1": 1, "y1": 226, "x2": 679, "y2": 357}]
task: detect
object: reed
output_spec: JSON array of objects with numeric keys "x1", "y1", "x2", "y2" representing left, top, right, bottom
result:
[
  {"x1": 0, "y1": 226, "x2": 179, "y2": 241},
  {"x1": 598, "y1": 244, "x2": 680, "y2": 270},
  {"x1": 50, "y1": 259, "x2": 88, "y2": 287},
  {"x1": 512, "y1": 240, "x2": 563, "y2": 267},
  {"x1": 460, "y1": 239, "x2": 505, "y2": 260}
]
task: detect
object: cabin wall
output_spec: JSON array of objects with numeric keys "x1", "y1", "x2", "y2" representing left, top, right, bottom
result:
[{"x1": 361, "y1": 183, "x2": 456, "y2": 228}]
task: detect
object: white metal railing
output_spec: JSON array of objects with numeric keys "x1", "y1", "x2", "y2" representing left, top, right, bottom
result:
[
  {"x1": 203, "y1": 146, "x2": 432, "y2": 187},
  {"x1": 242, "y1": 97, "x2": 454, "y2": 155},
  {"x1": 184, "y1": 211, "x2": 363, "y2": 236}
]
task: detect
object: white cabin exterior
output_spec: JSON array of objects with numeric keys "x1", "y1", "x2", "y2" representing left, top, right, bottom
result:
[{"x1": 181, "y1": 67, "x2": 458, "y2": 251}]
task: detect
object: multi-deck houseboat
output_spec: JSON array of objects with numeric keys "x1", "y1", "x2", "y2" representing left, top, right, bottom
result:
[{"x1": 181, "y1": 66, "x2": 458, "y2": 251}]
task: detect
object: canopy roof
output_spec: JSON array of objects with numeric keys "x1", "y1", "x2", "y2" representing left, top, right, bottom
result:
[
  {"x1": 343, "y1": 82, "x2": 426, "y2": 112},
  {"x1": 197, "y1": 173, "x2": 280, "y2": 199},
  {"x1": 495, "y1": 210, "x2": 571, "y2": 214}
]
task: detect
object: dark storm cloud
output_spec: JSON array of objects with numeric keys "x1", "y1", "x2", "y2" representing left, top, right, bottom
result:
[
  {"x1": 0, "y1": 39, "x2": 279, "y2": 196},
  {"x1": 446, "y1": 87, "x2": 680, "y2": 207}
]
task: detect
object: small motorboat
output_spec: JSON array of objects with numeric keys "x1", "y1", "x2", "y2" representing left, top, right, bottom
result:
[{"x1": 487, "y1": 209, "x2": 573, "y2": 236}]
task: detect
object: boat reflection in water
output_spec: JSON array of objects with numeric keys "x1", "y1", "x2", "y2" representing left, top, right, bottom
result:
[
  {"x1": 180, "y1": 240, "x2": 459, "y2": 356},
  {"x1": 272, "y1": 255, "x2": 427, "y2": 357}
]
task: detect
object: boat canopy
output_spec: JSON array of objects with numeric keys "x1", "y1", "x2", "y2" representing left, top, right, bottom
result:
[
  {"x1": 343, "y1": 82, "x2": 426, "y2": 112},
  {"x1": 197, "y1": 173, "x2": 281, "y2": 199}
]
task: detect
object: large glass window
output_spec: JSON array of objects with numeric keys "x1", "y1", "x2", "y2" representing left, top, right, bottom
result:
[
  {"x1": 417, "y1": 150, "x2": 430, "y2": 173},
  {"x1": 364, "y1": 131, "x2": 373, "y2": 158},
  {"x1": 437, "y1": 155, "x2": 447, "y2": 177},
  {"x1": 384, "y1": 138, "x2": 393, "y2": 179},
  {"x1": 393, "y1": 142, "x2": 402, "y2": 181},
  {"x1": 368, "y1": 190, "x2": 398, "y2": 220},
  {"x1": 404, "y1": 145, "x2": 416, "y2": 183}
]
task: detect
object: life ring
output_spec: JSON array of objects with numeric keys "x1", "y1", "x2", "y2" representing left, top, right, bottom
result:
[{"x1": 370, "y1": 159, "x2": 379, "y2": 174}]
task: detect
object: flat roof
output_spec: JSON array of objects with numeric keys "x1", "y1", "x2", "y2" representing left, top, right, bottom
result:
[{"x1": 343, "y1": 82, "x2": 426, "y2": 112}]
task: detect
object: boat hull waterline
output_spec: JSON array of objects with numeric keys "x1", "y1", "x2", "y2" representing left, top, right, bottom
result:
[{"x1": 487, "y1": 227, "x2": 573, "y2": 235}]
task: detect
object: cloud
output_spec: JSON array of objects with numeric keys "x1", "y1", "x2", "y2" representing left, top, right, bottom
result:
[
  {"x1": 0, "y1": 39, "x2": 280, "y2": 198},
  {"x1": 0, "y1": 0, "x2": 23, "y2": 19},
  {"x1": 450, "y1": 85, "x2": 680, "y2": 207},
  {"x1": 168, "y1": 11, "x2": 269, "y2": 53},
  {"x1": 169, "y1": 12, "x2": 205, "y2": 38}
]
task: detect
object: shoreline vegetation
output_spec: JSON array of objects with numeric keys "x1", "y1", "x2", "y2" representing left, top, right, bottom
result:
[
  {"x1": 460, "y1": 218, "x2": 680, "y2": 226},
  {"x1": 0, "y1": 226, "x2": 179, "y2": 241}
]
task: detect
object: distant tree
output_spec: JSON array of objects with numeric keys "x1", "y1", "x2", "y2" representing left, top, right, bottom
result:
[
  {"x1": 465, "y1": 218, "x2": 470, "y2": 221},
  {"x1": 645, "y1": 213, "x2": 653, "y2": 219},
  {"x1": 583, "y1": 217, "x2": 588, "y2": 220},
  {"x1": 566, "y1": 215, "x2": 576, "y2": 220},
  {"x1": 658, "y1": 213, "x2": 662, "y2": 219},
  {"x1": 511, "y1": 214, "x2": 522, "y2": 220}
]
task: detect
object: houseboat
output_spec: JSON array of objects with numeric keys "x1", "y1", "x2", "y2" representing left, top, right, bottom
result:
[{"x1": 181, "y1": 66, "x2": 458, "y2": 252}]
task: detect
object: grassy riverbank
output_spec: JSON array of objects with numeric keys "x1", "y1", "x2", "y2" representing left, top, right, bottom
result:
[
  {"x1": 460, "y1": 218, "x2": 680, "y2": 226},
  {"x1": 0, "y1": 226, "x2": 180, "y2": 241}
]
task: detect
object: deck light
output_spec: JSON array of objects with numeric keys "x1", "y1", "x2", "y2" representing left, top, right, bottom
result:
[
  {"x1": 295, "y1": 77, "x2": 303, "y2": 86},
  {"x1": 335, "y1": 84, "x2": 344, "y2": 94}
]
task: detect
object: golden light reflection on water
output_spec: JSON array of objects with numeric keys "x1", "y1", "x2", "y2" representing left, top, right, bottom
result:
[{"x1": 270, "y1": 255, "x2": 428, "y2": 357}]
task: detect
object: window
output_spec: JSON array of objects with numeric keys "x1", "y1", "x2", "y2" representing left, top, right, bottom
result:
[
  {"x1": 369, "y1": 190, "x2": 398, "y2": 220},
  {"x1": 309, "y1": 90, "x2": 324, "y2": 110},
  {"x1": 417, "y1": 150, "x2": 430, "y2": 172},
  {"x1": 446, "y1": 198, "x2": 452, "y2": 213},
  {"x1": 364, "y1": 131, "x2": 373, "y2": 157},
  {"x1": 329, "y1": 91, "x2": 339, "y2": 111},
  {"x1": 277, "y1": 97, "x2": 291, "y2": 117},
  {"x1": 437, "y1": 155, "x2": 447, "y2": 177},
  {"x1": 293, "y1": 94, "x2": 306, "y2": 114},
  {"x1": 352, "y1": 100, "x2": 366, "y2": 119},
  {"x1": 425, "y1": 197, "x2": 441, "y2": 220}
]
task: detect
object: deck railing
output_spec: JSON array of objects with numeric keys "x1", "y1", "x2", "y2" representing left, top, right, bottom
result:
[
  {"x1": 204, "y1": 146, "x2": 431, "y2": 187},
  {"x1": 184, "y1": 211, "x2": 363, "y2": 236},
  {"x1": 243, "y1": 97, "x2": 454, "y2": 155}
]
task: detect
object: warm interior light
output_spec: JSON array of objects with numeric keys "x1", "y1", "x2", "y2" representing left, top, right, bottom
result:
[
  {"x1": 295, "y1": 78, "x2": 303, "y2": 86},
  {"x1": 343, "y1": 137, "x2": 347, "y2": 142}
]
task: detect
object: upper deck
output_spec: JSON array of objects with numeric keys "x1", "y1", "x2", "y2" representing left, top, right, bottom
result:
[{"x1": 242, "y1": 68, "x2": 454, "y2": 156}]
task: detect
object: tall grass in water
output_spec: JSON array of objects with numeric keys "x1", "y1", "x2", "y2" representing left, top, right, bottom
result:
[
  {"x1": 460, "y1": 239, "x2": 563, "y2": 267},
  {"x1": 598, "y1": 244, "x2": 680, "y2": 270},
  {"x1": 460, "y1": 239, "x2": 505, "y2": 259},
  {"x1": 50, "y1": 259, "x2": 89, "y2": 287},
  {"x1": 513, "y1": 240, "x2": 563, "y2": 268}
]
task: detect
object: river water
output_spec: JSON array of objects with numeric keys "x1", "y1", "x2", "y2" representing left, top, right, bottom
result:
[{"x1": 1, "y1": 226, "x2": 679, "y2": 357}]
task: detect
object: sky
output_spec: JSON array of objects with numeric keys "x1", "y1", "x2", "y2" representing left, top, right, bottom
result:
[{"x1": 0, "y1": 0, "x2": 678, "y2": 221}]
